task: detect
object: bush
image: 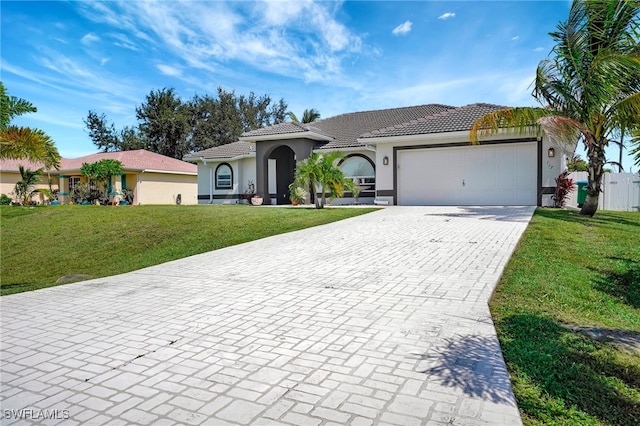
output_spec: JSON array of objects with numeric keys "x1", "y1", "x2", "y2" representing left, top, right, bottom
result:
[
  {"x1": 552, "y1": 171, "x2": 575, "y2": 208},
  {"x1": 71, "y1": 183, "x2": 106, "y2": 204},
  {"x1": 0, "y1": 194, "x2": 12, "y2": 205}
]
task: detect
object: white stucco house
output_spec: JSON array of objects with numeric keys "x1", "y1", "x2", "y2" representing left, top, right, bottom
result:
[{"x1": 183, "y1": 103, "x2": 574, "y2": 207}]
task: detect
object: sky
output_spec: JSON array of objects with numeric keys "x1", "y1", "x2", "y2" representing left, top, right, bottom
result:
[{"x1": 1, "y1": 0, "x2": 636, "y2": 172}]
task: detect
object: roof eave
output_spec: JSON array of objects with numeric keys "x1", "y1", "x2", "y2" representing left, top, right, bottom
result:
[
  {"x1": 358, "y1": 130, "x2": 472, "y2": 144},
  {"x1": 241, "y1": 131, "x2": 333, "y2": 143}
]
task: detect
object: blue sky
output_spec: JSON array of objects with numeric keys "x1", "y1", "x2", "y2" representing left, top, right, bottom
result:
[{"x1": 1, "y1": 0, "x2": 635, "y2": 171}]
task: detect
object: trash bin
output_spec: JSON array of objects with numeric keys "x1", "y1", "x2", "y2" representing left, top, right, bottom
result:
[{"x1": 576, "y1": 180, "x2": 588, "y2": 207}]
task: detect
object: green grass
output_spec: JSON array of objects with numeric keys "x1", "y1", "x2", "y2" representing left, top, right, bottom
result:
[
  {"x1": 0, "y1": 204, "x2": 377, "y2": 295},
  {"x1": 490, "y1": 209, "x2": 640, "y2": 425}
]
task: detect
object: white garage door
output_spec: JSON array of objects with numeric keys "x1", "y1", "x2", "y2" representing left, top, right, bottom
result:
[{"x1": 397, "y1": 142, "x2": 537, "y2": 205}]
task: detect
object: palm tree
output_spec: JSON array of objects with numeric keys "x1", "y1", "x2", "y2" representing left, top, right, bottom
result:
[
  {"x1": 286, "y1": 108, "x2": 321, "y2": 124},
  {"x1": 291, "y1": 151, "x2": 358, "y2": 209},
  {"x1": 470, "y1": 0, "x2": 639, "y2": 216},
  {"x1": 0, "y1": 82, "x2": 61, "y2": 169},
  {"x1": 13, "y1": 166, "x2": 44, "y2": 205}
]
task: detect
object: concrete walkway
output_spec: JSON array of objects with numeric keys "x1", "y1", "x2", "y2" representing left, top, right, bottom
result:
[{"x1": 1, "y1": 206, "x2": 535, "y2": 426}]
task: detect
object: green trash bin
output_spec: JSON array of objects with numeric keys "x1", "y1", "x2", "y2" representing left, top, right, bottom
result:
[{"x1": 576, "y1": 180, "x2": 588, "y2": 207}]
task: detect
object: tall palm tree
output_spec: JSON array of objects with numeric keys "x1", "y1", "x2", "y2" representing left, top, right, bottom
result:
[
  {"x1": 470, "y1": 0, "x2": 639, "y2": 216},
  {"x1": 0, "y1": 82, "x2": 61, "y2": 169},
  {"x1": 286, "y1": 108, "x2": 321, "y2": 124}
]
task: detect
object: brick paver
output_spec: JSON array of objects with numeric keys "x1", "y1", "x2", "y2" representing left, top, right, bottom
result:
[{"x1": 0, "y1": 206, "x2": 534, "y2": 425}]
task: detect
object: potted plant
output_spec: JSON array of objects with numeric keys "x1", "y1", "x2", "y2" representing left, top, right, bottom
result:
[
  {"x1": 251, "y1": 194, "x2": 263, "y2": 206},
  {"x1": 289, "y1": 185, "x2": 307, "y2": 206}
]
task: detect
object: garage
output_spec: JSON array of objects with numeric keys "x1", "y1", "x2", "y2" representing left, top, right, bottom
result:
[{"x1": 397, "y1": 141, "x2": 538, "y2": 205}]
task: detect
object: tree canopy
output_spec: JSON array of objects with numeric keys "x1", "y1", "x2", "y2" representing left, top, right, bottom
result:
[
  {"x1": 0, "y1": 82, "x2": 61, "y2": 169},
  {"x1": 86, "y1": 87, "x2": 288, "y2": 160}
]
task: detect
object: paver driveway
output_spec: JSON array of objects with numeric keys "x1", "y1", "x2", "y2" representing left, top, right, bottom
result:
[{"x1": 1, "y1": 206, "x2": 535, "y2": 426}]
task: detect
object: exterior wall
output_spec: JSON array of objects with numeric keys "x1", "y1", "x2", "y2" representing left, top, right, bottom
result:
[
  {"x1": 371, "y1": 132, "x2": 568, "y2": 206},
  {"x1": 196, "y1": 158, "x2": 257, "y2": 204},
  {"x1": 0, "y1": 170, "x2": 50, "y2": 204},
  {"x1": 137, "y1": 172, "x2": 197, "y2": 205}
]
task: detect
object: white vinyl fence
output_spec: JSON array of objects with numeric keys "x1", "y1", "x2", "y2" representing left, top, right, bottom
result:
[{"x1": 567, "y1": 172, "x2": 640, "y2": 212}]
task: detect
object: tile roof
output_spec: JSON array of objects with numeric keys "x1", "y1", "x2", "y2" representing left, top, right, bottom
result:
[
  {"x1": 359, "y1": 103, "x2": 511, "y2": 139},
  {"x1": 239, "y1": 104, "x2": 455, "y2": 149},
  {"x1": 311, "y1": 104, "x2": 456, "y2": 149},
  {"x1": 183, "y1": 141, "x2": 256, "y2": 161},
  {"x1": 187, "y1": 103, "x2": 513, "y2": 159},
  {"x1": 241, "y1": 121, "x2": 319, "y2": 137},
  {"x1": 0, "y1": 150, "x2": 197, "y2": 174}
]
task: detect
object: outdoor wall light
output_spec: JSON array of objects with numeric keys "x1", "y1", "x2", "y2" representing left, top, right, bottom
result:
[
  {"x1": 383, "y1": 156, "x2": 389, "y2": 165},
  {"x1": 548, "y1": 147, "x2": 555, "y2": 158}
]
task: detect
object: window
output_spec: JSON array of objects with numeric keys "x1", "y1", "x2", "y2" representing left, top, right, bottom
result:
[
  {"x1": 340, "y1": 155, "x2": 375, "y2": 187},
  {"x1": 69, "y1": 177, "x2": 81, "y2": 192},
  {"x1": 215, "y1": 163, "x2": 233, "y2": 189}
]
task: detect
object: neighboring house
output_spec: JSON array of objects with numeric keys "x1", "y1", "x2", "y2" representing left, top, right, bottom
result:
[
  {"x1": 0, "y1": 150, "x2": 197, "y2": 205},
  {"x1": 184, "y1": 103, "x2": 575, "y2": 206}
]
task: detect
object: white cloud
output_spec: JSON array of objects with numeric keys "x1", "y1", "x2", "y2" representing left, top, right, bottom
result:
[
  {"x1": 81, "y1": 33, "x2": 100, "y2": 45},
  {"x1": 75, "y1": 0, "x2": 364, "y2": 86},
  {"x1": 100, "y1": 58, "x2": 110, "y2": 66},
  {"x1": 511, "y1": 36, "x2": 520, "y2": 41},
  {"x1": 392, "y1": 21, "x2": 412, "y2": 36},
  {"x1": 156, "y1": 64, "x2": 183, "y2": 77},
  {"x1": 438, "y1": 12, "x2": 456, "y2": 20},
  {"x1": 533, "y1": 47, "x2": 545, "y2": 52}
]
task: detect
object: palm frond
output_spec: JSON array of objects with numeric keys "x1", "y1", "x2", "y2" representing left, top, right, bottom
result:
[
  {"x1": 0, "y1": 126, "x2": 61, "y2": 169},
  {"x1": 469, "y1": 107, "x2": 550, "y2": 144}
]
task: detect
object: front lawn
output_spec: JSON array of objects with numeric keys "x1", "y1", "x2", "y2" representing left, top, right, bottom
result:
[
  {"x1": 491, "y1": 209, "x2": 640, "y2": 425},
  {"x1": 0, "y1": 204, "x2": 377, "y2": 295}
]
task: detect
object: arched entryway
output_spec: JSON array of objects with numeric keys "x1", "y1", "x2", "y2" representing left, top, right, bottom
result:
[{"x1": 269, "y1": 145, "x2": 295, "y2": 205}]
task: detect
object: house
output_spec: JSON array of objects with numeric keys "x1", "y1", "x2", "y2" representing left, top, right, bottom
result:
[
  {"x1": 184, "y1": 103, "x2": 574, "y2": 206},
  {"x1": 1, "y1": 150, "x2": 197, "y2": 205}
]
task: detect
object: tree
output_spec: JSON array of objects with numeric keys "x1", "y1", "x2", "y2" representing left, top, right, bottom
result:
[
  {"x1": 136, "y1": 88, "x2": 191, "y2": 160},
  {"x1": 84, "y1": 111, "x2": 146, "y2": 152},
  {"x1": 567, "y1": 155, "x2": 589, "y2": 172},
  {"x1": 0, "y1": 82, "x2": 61, "y2": 169},
  {"x1": 13, "y1": 166, "x2": 44, "y2": 205},
  {"x1": 287, "y1": 108, "x2": 321, "y2": 123},
  {"x1": 80, "y1": 159, "x2": 124, "y2": 198},
  {"x1": 470, "y1": 0, "x2": 640, "y2": 216},
  {"x1": 290, "y1": 151, "x2": 358, "y2": 209},
  {"x1": 188, "y1": 88, "x2": 288, "y2": 152}
]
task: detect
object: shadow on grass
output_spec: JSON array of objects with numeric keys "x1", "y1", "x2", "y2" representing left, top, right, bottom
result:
[
  {"x1": 591, "y1": 257, "x2": 640, "y2": 309},
  {"x1": 421, "y1": 334, "x2": 518, "y2": 405},
  {"x1": 534, "y1": 208, "x2": 640, "y2": 228},
  {"x1": 499, "y1": 314, "x2": 640, "y2": 425}
]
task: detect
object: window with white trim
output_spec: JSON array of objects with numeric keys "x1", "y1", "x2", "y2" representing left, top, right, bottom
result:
[{"x1": 215, "y1": 163, "x2": 233, "y2": 189}]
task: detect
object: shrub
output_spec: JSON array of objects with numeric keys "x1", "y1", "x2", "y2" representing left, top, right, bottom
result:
[
  {"x1": 0, "y1": 194, "x2": 12, "y2": 205},
  {"x1": 552, "y1": 170, "x2": 575, "y2": 208}
]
